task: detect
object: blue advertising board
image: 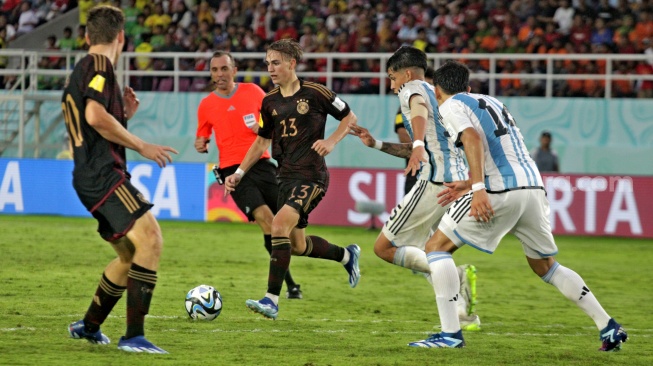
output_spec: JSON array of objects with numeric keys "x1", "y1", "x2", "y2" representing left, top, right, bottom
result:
[{"x1": 0, "y1": 158, "x2": 206, "y2": 221}]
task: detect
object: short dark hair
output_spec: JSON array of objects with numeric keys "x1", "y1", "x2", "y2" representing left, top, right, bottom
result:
[
  {"x1": 433, "y1": 60, "x2": 470, "y2": 95},
  {"x1": 386, "y1": 46, "x2": 427, "y2": 73},
  {"x1": 211, "y1": 50, "x2": 236, "y2": 67},
  {"x1": 425, "y1": 66, "x2": 435, "y2": 80},
  {"x1": 86, "y1": 6, "x2": 124, "y2": 46},
  {"x1": 267, "y1": 38, "x2": 303, "y2": 63},
  {"x1": 541, "y1": 131, "x2": 552, "y2": 138}
]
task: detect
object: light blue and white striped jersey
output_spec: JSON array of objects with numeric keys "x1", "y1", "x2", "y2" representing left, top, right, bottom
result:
[
  {"x1": 398, "y1": 80, "x2": 467, "y2": 183},
  {"x1": 438, "y1": 92, "x2": 543, "y2": 191}
]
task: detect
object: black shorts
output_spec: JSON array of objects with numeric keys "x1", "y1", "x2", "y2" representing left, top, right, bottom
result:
[
  {"x1": 82, "y1": 179, "x2": 153, "y2": 241},
  {"x1": 404, "y1": 158, "x2": 418, "y2": 195},
  {"x1": 277, "y1": 179, "x2": 326, "y2": 229},
  {"x1": 223, "y1": 159, "x2": 279, "y2": 221}
]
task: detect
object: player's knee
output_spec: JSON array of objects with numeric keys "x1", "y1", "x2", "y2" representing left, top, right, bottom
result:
[
  {"x1": 373, "y1": 235, "x2": 394, "y2": 262},
  {"x1": 138, "y1": 228, "x2": 164, "y2": 259}
]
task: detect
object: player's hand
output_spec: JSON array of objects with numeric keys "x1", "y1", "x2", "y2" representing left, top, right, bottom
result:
[
  {"x1": 139, "y1": 143, "x2": 178, "y2": 168},
  {"x1": 312, "y1": 139, "x2": 336, "y2": 156},
  {"x1": 194, "y1": 136, "x2": 210, "y2": 153},
  {"x1": 123, "y1": 87, "x2": 140, "y2": 120},
  {"x1": 469, "y1": 189, "x2": 494, "y2": 222},
  {"x1": 348, "y1": 124, "x2": 376, "y2": 148},
  {"x1": 224, "y1": 174, "x2": 242, "y2": 196},
  {"x1": 405, "y1": 146, "x2": 427, "y2": 177},
  {"x1": 437, "y1": 181, "x2": 471, "y2": 206}
]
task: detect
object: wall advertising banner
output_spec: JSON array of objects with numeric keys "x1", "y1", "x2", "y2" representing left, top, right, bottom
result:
[
  {"x1": 0, "y1": 159, "x2": 205, "y2": 221},
  {"x1": 2, "y1": 159, "x2": 651, "y2": 238}
]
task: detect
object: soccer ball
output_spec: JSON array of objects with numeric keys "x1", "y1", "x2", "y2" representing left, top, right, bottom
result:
[{"x1": 184, "y1": 285, "x2": 222, "y2": 321}]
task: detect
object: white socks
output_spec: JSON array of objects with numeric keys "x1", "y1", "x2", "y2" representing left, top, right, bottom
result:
[
  {"x1": 542, "y1": 262, "x2": 611, "y2": 330},
  {"x1": 265, "y1": 293, "x2": 279, "y2": 305},
  {"x1": 426, "y1": 251, "x2": 461, "y2": 333},
  {"x1": 340, "y1": 248, "x2": 350, "y2": 265},
  {"x1": 393, "y1": 246, "x2": 430, "y2": 273}
]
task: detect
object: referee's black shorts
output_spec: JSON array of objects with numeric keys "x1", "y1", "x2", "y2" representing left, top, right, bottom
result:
[{"x1": 223, "y1": 159, "x2": 279, "y2": 221}]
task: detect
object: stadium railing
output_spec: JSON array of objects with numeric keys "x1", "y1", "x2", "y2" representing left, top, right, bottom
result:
[
  {"x1": 1, "y1": 50, "x2": 653, "y2": 158},
  {"x1": 0, "y1": 50, "x2": 652, "y2": 96}
]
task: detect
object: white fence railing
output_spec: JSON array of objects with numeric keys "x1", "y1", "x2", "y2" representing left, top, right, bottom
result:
[{"x1": 0, "y1": 50, "x2": 652, "y2": 98}]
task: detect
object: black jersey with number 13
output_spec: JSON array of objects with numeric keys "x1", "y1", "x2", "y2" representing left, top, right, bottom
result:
[{"x1": 258, "y1": 80, "x2": 350, "y2": 187}]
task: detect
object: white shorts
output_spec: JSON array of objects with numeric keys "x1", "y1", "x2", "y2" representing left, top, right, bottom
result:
[
  {"x1": 438, "y1": 188, "x2": 558, "y2": 259},
  {"x1": 382, "y1": 180, "x2": 449, "y2": 250}
]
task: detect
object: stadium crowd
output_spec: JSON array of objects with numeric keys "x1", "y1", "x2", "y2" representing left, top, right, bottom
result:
[{"x1": 3, "y1": 0, "x2": 653, "y2": 97}]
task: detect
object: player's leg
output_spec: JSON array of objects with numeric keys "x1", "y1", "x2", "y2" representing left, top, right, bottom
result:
[
  {"x1": 409, "y1": 230, "x2": 464, "y2": 348},
  {"x1": 378, "y1": 180, "x2": 445, "y2": 273},
  {"x1": 286, "y1": 182, "x2": 360, "y2": 288},
  {"x1": 515, "y1": 190, "x2": 626, "y2": 351},
  {"x1": 69, "y1": 238, "x2": 133, "y2": 345},
  {"x1": 252, "y1": 204, "x2": 300, "y2": 298},
  {"x1": 116, "y1": 211, "x2": 167, "y2": 353},
  {"x1": 233, "y1": 160, "x2": 300, "y2": 295},
  {"x1": 245, "y1": 204, "x2": 298, "y2": 319}
]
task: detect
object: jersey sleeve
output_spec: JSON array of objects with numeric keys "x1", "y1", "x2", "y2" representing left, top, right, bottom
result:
[
  {"x1": 196, "y1": 98, "x2": 212, "y2": 138},
  {"x1": 317, "y1": 85, "x2": 351, "y2": 120},
  {"x1": 83, "y1": 55, "x2": 113, "y2": 110},
  {"x1": 258, "y1": 97, "x2": 274, "y2": 139},
  {"x1": 440, "y1": 99, "x2": 475, "y2": 146},
  {"x1": 397, "y1": 83, "x2": 426, "y2": 120}
]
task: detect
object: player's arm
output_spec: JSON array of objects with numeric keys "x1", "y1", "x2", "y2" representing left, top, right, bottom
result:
[
  {"x1": 224, "y1": 135, "x2": 271, "y2": 195},
  {"x1": 313, "y1": 110, "x2": 357, "y2": 156},
  {"x1": 86, "y1": 100, "x2": 177, "y2": 167},
  {"x1": 349, "y1": 124, "x2": 412, "y2": 158},
  {"x1": 123, "y1": 86, "x2": 139, "y2": 120},
  {"x1": 405, "y1": 95, "x2": 428, "y2": 177},
  {"x1": 195, "y1": 103, "x2": 212, "y2": 154},
  {"x1": 459, "y1": 127, "x2": 493, "y2": 222}
]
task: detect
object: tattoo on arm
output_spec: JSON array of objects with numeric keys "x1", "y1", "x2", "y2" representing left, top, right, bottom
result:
[{"x1": 380, "y1": 142, "x2": 412, "y2": 158}]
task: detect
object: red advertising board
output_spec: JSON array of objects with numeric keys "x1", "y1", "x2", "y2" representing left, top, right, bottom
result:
[
  {"x1": 310, "y1": 169, "x2": 653, "y2": 238},
  {"x1": 206, "y1": 166, "x2": 653, "y2": 238}
]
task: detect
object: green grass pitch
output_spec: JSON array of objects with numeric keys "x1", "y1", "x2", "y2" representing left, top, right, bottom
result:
[{"x1": 0, "y1": 215, "x2": 651, "y2": 365}]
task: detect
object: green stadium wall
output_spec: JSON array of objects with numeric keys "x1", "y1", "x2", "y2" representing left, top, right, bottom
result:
[{"x1": 9, "y1": 92, "x2": 653, "y2": 175}]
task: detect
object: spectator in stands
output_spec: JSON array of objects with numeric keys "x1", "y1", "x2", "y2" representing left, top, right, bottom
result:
[
  {"x1": 1, "y1": 0, "x2": 21, "y2": 25},
  {"x1": 196, "y1": 1, "x2": 214, "y2": 26},
  {"x1": 591, "y1": 18, "x2": 614, "y2": 46},
  {"x1": 135, "y1": 33, "x2": 154, "y2": 90},
  {"x1": 553, "y1": 0, "x2": 575, "y2": 35},
  {"x1": 214, "y1": 0, "x2": 230, "y2": 28},
  {"x1": 145, "y1": 2, "x2": 171, "y2": 30},
  {"x1": 0, "y1": 14, "x2": 16, "y2": 41},
  {"x1": 635, "y1": 59, "x2": 653, "y2": 98},
  {"x1": 631, "y1": 10, "x2": 653, "y2": 50},
  {"x1": 596, "y1": 0, "x2": 619, "y2": 27},
  {"x1": 150, "y1": 24, "x2": 165, "y2": 50},
  {"x1": 299, "y1": 24, "x2": 317, "y2": 52},
  {"x1": 612, "y1": 62, "x2": 636, "y2": 98},
  {"x1": 58, "y1": 26, "x2": 75, "y2": 51},
  {"x1": 251, "y1": 2, "x2": 269, "y2": 40},
  {"x1": 274, "y1": 18, "x2": 298, "y2": 41},
  {"x1": 78, "y1": 0, "x2": 93, "y2": 25},
  {"x1": 171, "y1": 1, "x2": 192, "y2": 30},
  {"x1": 45, "y1": 0, "x2": 69, "y2": 21},
  {"x1": 129, "y1": 13, "x2": 150, "y2": 47},
  {"x1": 123, "y1": 0, "x2": 141, "y2": 36},
  {"x1": 75, "y1": 25, "x2": 88, "y2": 50},
  {"x1": 569, "y1": 14, "x2": 592, "y2": 49},
  {"x1": 16, "y1": 1, "x2": 39, "y2": 37},
  {"x1": 531, "y1": 131, "x2": 559, "y2": 173},
  {"x1": 488, "y1": 0, "x2": 509, "y2": 28},
  {"x1": 397, "y1": 13, "x2": 419, "y2": 44}
]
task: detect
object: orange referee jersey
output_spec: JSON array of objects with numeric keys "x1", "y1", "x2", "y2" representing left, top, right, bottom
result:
[{"x1": 196, "y1": 83, "x2": 270, "y2": 168}]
